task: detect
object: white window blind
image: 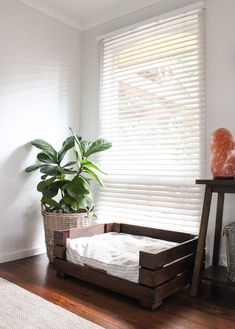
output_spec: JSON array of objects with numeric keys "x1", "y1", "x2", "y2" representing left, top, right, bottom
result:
[{"x1": 97, "y1": 4, "x2": 206, "y2": 233}]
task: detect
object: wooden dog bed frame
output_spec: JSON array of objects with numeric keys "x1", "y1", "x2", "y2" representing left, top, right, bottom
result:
[{"x1": 53, "y1": 223, "x2": 198, "y2": 310}]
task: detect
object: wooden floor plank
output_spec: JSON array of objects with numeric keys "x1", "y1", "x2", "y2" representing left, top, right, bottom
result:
[{"x1": 0, "y1": 254, "x2": 235, "y2": 329}]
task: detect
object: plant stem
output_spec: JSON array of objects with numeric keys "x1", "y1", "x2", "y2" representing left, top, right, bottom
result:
[{"x1": 77, "y1": 165, "x2": 83, "y2": 176}]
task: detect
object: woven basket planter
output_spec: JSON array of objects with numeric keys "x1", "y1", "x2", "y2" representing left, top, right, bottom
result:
[{"x1": 42, "y1": 211, "x2": 92, "y2": 262}]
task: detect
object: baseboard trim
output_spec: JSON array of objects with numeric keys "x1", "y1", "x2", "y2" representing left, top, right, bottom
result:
[{"x1": 0, "y1": 246, "x2": 46, "y2": 264}]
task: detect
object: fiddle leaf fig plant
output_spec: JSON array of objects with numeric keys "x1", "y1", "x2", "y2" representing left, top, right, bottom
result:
[{"x1": 25, "y1": 128, "x2": 112, "y2": 213}]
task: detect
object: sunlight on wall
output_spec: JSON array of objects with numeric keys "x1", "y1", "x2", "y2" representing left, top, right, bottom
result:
[
  {"x1": 0, "y1": 53, "x2": 71, "y2": 141},
  {"x1": 0, "y1": 0, "x2": 81, "y2": 262}
]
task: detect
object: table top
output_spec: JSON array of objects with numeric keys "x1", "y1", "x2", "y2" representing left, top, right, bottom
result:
[{"x1": 196, "y1": 178, "x2": 235, "y2": 186}]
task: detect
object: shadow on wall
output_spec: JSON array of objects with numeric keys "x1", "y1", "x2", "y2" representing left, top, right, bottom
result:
[{"x1": 0, "y1": 143, "x2": 43, "y2": 255}]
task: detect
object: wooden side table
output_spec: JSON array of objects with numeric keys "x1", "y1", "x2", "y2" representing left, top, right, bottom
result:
[{"x1": 190, "y1": 179, "x2": 235, "y2": 296}]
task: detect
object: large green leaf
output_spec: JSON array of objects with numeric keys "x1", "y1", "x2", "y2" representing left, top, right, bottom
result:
[
  {"x1": 37, "y1": 152, "x2": 55, "y2": 164},
  {"x1": 79, "y1": 193, "x2": 94, "y2": 210},
  {"x1": 58, "y1": 136, "x2": 74, "y2": 163},
  {"x1": 82, "y1": 167, "x2": 104, "y2": 187},
  {"x1": 63, "y1": 161, "x2": 77, "y2": 168},
  {"x1": 83, "y1": 139, "x2": 112, "y2": 157},
  {"x1": 40, "y1": 180, "x2": 67, "y2": 199},
  {"x1": 25, "y1": 164, "x2": 42, "y2": 172},
  {"x1": 58, "y1": 167, "x2": 77, "y2": 175},
  {"x1": 62, "y1": 193, "x2": 85, "y2": 209},
  {"x1": 74, "y1": 141, "x2": 82, "y2": 164},
  {"x1": 31, "y1": 139, "x2": 57, "y2": 161},
  {"x1": 82, "y1": 159, "x2": 107, "y2": 174},
  {"x1": 69, "y1": 128, "x2": 82, "y2": 163},
  {"x1": 40, "y1": 165, "x2": 61, "y2": 176},
  {"x1": 80, "y1": 176, "x2": 92, "y2": 185},
  {"x1": 41, "y1": 196, "x2": 60, "y2": 209},
  {"x1": 81, "y1": 140, "x2": 92, "y2": 155},
  {"x1": 37, "y1": 177, "x2": 56, "y2": 192},
  {"x1": 78, "y1": 175, "x2": 93, "y2": 188},
  {"x1": 62, "y1": 193, "x2": 77, "y2": 207},
  {"x1": 64, "y1": 176, "x2": 90, "y2": 201},
  {"x1": 41, "y1": 182, "x2": 60, "y2": 198},
  {"x1": 63, "y1": 192, "x2": 93, "y2": 211}
]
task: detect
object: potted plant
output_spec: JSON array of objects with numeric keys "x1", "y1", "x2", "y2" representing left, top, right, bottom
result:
[{"x1": 25, "y1": 128, "x2": 112, "y2": 262}]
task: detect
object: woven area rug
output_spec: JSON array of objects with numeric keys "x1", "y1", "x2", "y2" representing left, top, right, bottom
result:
[{"x1": 0, "y1": 278, "x2": 104, "y2": 329}]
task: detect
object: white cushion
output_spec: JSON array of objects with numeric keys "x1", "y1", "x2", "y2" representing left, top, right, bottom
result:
[{"x1": 66, "y1": 232, "x2": 178, "y2": 283}]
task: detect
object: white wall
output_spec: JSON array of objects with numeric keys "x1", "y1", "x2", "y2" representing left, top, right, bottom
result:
[
  {"x1": 0, "y1": 0, "x2": 81, "y2": 263},
  {"x1": 80, "y1": 0, "x2": 235, "y2": 264}
]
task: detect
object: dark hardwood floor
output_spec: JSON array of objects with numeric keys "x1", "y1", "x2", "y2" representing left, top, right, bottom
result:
[{"x1": 0, "y1": 254, "x2": 235, "y2": 329}]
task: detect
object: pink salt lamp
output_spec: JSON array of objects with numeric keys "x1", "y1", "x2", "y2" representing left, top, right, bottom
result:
[{"x1": 210, "y1": 128, "x2": 235, "y2": 178}]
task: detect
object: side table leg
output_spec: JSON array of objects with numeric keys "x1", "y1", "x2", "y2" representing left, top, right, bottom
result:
[
  {"x1": 190, "y1": 185, "x2": 212, "y2": 296},
  {"x1": 212, "y1": 192, "x2": 224, "y2": 266}
]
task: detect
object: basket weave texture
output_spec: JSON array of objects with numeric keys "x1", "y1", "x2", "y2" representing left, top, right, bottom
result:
[{"x1": 42, "y1": 211, "x2": 92, "y2": 262}]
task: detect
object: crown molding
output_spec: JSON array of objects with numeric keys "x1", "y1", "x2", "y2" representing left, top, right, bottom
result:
[
  {"x1": 81, "y1": 0, "x2": 164, "y2": 30},
  {"x1": 19, "y1": 0, "x2": 82, "y2": 30},
  {"x1": 19, "y1": 0, "x2": 165, "y2": 31}
]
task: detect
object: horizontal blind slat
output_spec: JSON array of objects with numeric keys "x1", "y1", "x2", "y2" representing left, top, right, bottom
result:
[{"x1": 104, "y1": 13, "x2": 201, "y2": 46}]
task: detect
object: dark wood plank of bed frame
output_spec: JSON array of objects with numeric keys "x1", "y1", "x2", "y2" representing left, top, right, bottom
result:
[
  {"x1": 54, "y1": 223, "x2": 196, "y2": 246},
  {"x1": 53, "y1": 258, "x2": 152, "y2": 301},
  {"x1": 139, "y1": 253, "x2": 195, "y2": 287},
  {"x1": 154, "y1": 271, "x2": 191, "y2": 304},
  {"x1": 120, "y1": 223, "x2": 195, "y2": 243},
  {"x1": 53, "y1": 258, "x2": 192, "y2": 310},
  {"x1": 139, "y1": 271, "x2": 191, "y2": 308},
  {"x1": 139, "y1": 237, "x2": 198, "y2": 270},
  {"x1": 54, "y1": 224, "x2": 106, "y2": 246}
]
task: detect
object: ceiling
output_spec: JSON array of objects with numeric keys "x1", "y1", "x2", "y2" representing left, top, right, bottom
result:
[{"x1": 20, "y1": 0, "x2": 164, "y2": 30}]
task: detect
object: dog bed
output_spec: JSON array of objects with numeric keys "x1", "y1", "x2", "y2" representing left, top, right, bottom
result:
[{"x1": 53, "y1": 223, "x2": 198, "y2": 310}]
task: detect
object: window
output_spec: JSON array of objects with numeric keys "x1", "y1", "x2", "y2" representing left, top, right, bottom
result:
[{"x1": 97, "y1": 3, "x2": 206, "y2": 233}]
